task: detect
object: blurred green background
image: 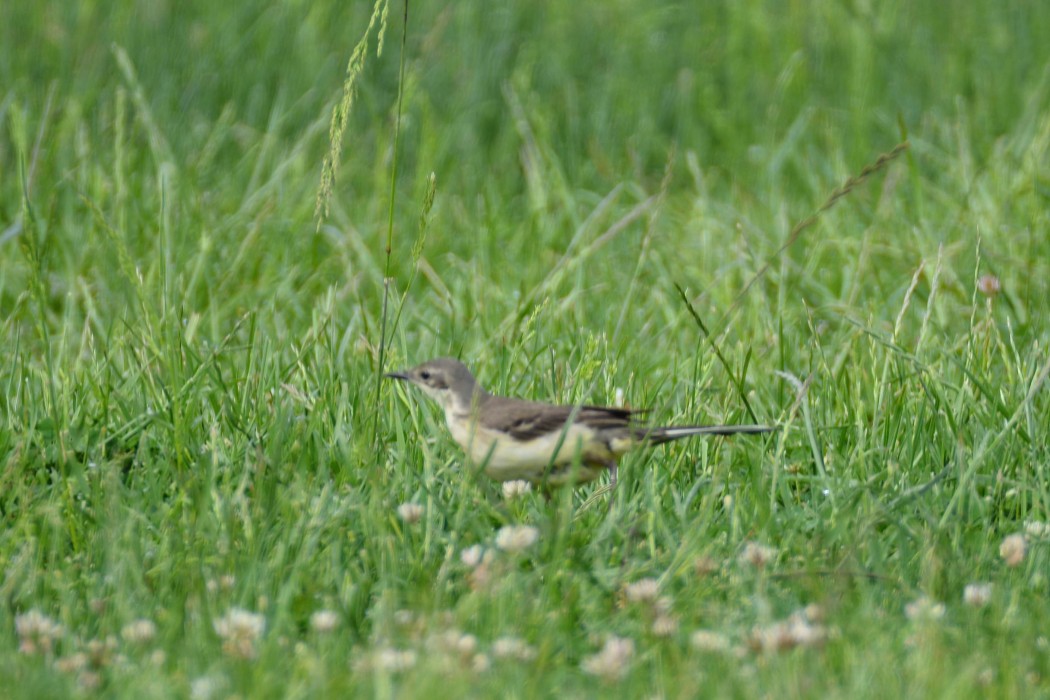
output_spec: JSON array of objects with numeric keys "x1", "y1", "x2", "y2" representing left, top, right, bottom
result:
[{"x1": 3, "y1": 2, "x2": 1048, "y2": 346}]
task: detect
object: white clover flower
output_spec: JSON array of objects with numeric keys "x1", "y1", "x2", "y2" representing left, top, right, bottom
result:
[
  {"x1": 213, "y1": 608, "x2": 266, "y2": 659},
  {"x1": 905, "y1": 597, "x2": 945, "y2": 622},
  {"x1": 623, "y1": 578, "x2": 660, "y2": 604},
  {"x1": 690, "y1": 630, "x2": 732, "y2": 652},
  {"x1": 801, "y1": 604, "x2": 825, "y2": 623},
  {"x1": 581, "y1": 636, "x2": 634, "y2": 681},
  {"x1": 471, "y1": 653, "x2": 491, "y2": 672},
  {"x1": 397, "y1": 503, "x2": 424, "y2": 524},
  {"x1": 429, "y1": 629, "x2": 478, "y2": 657},
  {"x1": 739, "y1": 541, "x2": 776, "y2": 569},
  {"x1": 501, "y1": 480, "x2": 533, "y2": 499},
  {"x1": 1024, "y1": 521, "x2": 1049, "y2": 540},
  {"x1": 999, "y1": 533, "x2": 1026, "y2": 567},
  {"x1": 784, "y1": 614, "x2": 825, "y2": 647},
  {"x1": 54, "y1": 652, "x2": 88, "y2": 674},
  {"x1": 121, "y1": 618, "x2": 158, "y2": 644},
  {"x1": 495, "y1": 525, "x2": 539, "y2": 553},
  {"x1": 747, "y1": 609, "x2": 828, "y2": 654},
  {"x1": 310, "y1": 610, "x2": 340, "y2": 634},
  {"x1": 693, "y1": 556, "x2": 718, "y2": 577},
  {"x1": 77, "y1": 671, "x2": 102, "y2": 692},
  {"x1": 190, "y1": 674, "x2": 226, "y2": 700},
  {"x1": 492, "y1": 636, "x2": 537, "y2": 661},
  {"x1": 460, "y1": 545, "x2": 485, "y2": 568},
  {"x1": 651, "y1": 614, "x2": 679, "y2": 637},
  {"x1": 963, "y1": 583, "x2": 992, "y2": 608},
  {"x1": 372, "y1": 648, "x2": 417, "y2": 672},
  {"x1": 15, "y1": 609, "x2": 64, "y2": 655},
  {"x1": 977, "y1": 274, "x2": 1000, "y2": 297}
]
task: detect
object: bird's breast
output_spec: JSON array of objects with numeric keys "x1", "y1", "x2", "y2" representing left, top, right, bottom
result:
[{"x1": 446, "y1": 414, "x2": 616, "y2": 481}]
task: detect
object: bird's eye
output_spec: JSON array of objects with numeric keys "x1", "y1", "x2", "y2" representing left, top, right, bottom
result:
[{"x1": 420, "y1": 370, "x2": 431, "y2": 380}]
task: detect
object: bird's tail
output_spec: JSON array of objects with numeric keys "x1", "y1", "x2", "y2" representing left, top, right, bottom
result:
[{"x1": 643, "y1": 424, "x2": 778, "y2": 445}]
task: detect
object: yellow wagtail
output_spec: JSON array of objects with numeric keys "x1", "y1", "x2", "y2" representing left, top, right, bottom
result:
[{"x1": 387, "y1": 358, "x2": 775, "y2": 487}]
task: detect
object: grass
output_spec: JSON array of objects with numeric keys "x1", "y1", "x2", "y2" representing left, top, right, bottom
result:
[{"x1": 2, "y1": 0, "x2": 1050, "y2": 697}]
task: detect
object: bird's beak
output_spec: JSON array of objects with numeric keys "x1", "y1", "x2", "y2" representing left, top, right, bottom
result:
[{"x1": 385, "y1": 371, "x2": 409, "y2": 381}]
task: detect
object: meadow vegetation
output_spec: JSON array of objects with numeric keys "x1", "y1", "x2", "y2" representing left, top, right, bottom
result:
[{"x1": 1, "y1": 1, "x2": 1049, "y2": 697}]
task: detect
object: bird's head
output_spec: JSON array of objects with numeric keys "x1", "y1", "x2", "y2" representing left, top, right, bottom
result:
[{"x1": 386, "y1": 357, "x2": 484, "y2": 412}]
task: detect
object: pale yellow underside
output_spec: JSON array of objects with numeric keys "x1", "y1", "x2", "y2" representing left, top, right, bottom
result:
[{"x1": 446, "y1": 414, "x2": 633, "y2": 484}]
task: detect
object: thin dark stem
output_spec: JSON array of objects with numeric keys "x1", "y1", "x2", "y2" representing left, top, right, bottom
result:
[{"x1": 373, "y1": 0, "x2": 410, "y2": 446}]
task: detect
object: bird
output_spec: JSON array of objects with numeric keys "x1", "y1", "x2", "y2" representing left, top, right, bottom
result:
[{"x1": 386, "y1": 357, "x2": 776, "y2": 487}]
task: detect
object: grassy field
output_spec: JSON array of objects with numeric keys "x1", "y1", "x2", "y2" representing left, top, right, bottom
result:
[{"x1": 2, "y1": 1, "x2": 1050, "y2": 697}]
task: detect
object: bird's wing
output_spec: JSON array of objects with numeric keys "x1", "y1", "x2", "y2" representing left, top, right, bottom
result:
[
  {"x1": 496, "y1": 404, "x2": 577, "y2": 441},
  {"x1": 489, "y1": 401, "x2": 642, "y2": 442}
]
